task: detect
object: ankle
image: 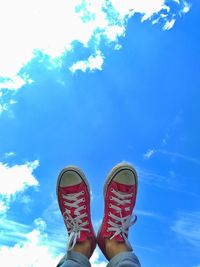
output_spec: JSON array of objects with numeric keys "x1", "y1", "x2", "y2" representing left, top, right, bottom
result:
[
  {"x1": 72, "y1": 239, "x2": 93, "y2": 259},
  {"x1": 105, "y1": 238, "x2": 129, "y2": 260}
]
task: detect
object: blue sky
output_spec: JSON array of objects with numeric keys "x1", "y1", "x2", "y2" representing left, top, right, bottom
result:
[{"x1": 0, "y1": 1, "x2": 200, "y2": 266}]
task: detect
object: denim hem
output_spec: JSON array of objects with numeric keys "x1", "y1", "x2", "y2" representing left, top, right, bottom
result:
[
  {"x1": 106, "y1": 251, "x2": 141, "y2": 267},
  {"x1": 57, "y1": 251, "x2": 91, "y2": 267}
]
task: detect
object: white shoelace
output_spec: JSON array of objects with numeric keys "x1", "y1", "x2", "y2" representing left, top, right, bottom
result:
[
  {"x1": 62, "y1": 191, "x2": 90, "y2": 251},
  {"x1": 107, "y1": 188, "x2": 137, "y2": 250}
]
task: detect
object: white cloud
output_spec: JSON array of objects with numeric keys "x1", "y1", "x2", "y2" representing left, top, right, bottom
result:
[
  {"x1": 0, "y1": 0, "x2": 190, "y2": 93},
  {"x1": 19, "y1": 195, "x2": 32, "y2": 204},
  {"x1": 0, "y1": 215, "x2": 108, "y2": 267},
  {"x1": 110, "y1": 0, "x2": 170, "y2": 20},
  {"x1": 0, "y1": 103, "x2": 8, "y2": 114},
  {"x1": 0, "y1": 218, "x2": 62, "y2": 267},
  {"x1": 70, "y1": 51, "x2": 104, "y2": 72},
  {"x1": 182, "y1": 4, "x2": 191, "y2": 14},
  {"x1": 162, "y1": 134, "x2": 169, "y2": 145},
  {"x1": 0, "y1": 217, "x2": 32, "y2": 244},
  {"x1": 135, "y1": 209, "x2": 162, "y2": 220},
  {"x1": 143, "y1": 148, "x2": 200, "y2": 165},
  {"x1": 0, "y1": 200, "x2": 8, "y2": 214},
  {"x1": 104, "y1": 25, "x2": 126, "y2": 42},
  {"x1": 137, "y1": 165, "x2": 179, "y2": 190},
  {"x1": 163, "y1": 18, "x2": 176, "y2": 30},
  {"x1": 90, "y1": 248, "x2": 107, "y2": 267},
  {"x1": 171, "y1": 212, "x2": 200, "y2": 248},
  {"x1": 34, "y1": 218, "x2": 47, "y2": 231},
  {"x1": 0, "y1": 96, "x2": 18, "y2": 116},
  {"x1": 134, "y1": 244, "x2": 158, "y2": 253},
  {"x1": 0, "y1": 75, "x2": 33, "y2": 91},
  {"x1": 0, "y1": 160, "x2": 39, "y2": 214},
  {"x1": 157, "y1": 150, "x2": 200, "y2": 165},
  {"x1": 4, "y1": 152, "x2": 16, "y2": 158},
  {"x1": 144, "y1": 149, "x2": 155, "y2": 159},
  {"x1": 0, "y1": 160, "x2": 39, "y2": 195}
]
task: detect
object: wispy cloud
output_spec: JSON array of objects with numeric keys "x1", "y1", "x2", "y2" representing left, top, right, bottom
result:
[
  {"x1": 134, "y1": 244, "x2": 158, "y2": 254},
  {"x1": 138, "y1": 166, "x2": 173, "y2": 188},
  {"x1": 0, "y1": 99, "x2": 17, "y2": 115},
  {"x1": 135, "y1": 209, "x2": 163, "y2": 220},
  {"x1": 143, "y1": 149, "x2": 155, "y2": 159},
  {"x1": 0, "y1": 103, "x2": 7, "y2": 114},
  {"x1": 157, "y1": 150, "x2": 200, "y2": 165},
  {"x1": 0, "y1": 90, "x2": 18, "y2": 116},
  {"x1": 90, "y1": 248, "x2": 107, "y2": 267},
  {"x1": 70, "y1": 51, "x2": 104, "y2": 72},
  {"x1": 0, "y1": 217, "x2": 31, "y2": 245},
  {"x1": 149, "y1": 111, "x2": 184, "y2": 148},
  {"x1": 0, "y1": 0, "x2": 190, "y2": 94},
  {"x1": 138, "y1": 164, "x2": 199, "y2": 198},
  {"x1": 0, "y1": 217, "x2": 62, "y2": 267},
  {"x1": 143, "y1": 148, "x2": 200, "y2": 165},
  {"x1": 163, "y1": 18, "x2": 176, "y2": 30},
  {"x1": 0, "y1": 200, "x2": 8, "y2": 214},
  {"x1": 0, "y1": 213, "x2": 108, "y2": 267},
  {"x1": 4, "y1": 152, "x2": 16, "y2": 158},
  {"x1": 171, "y1": 211, "x2": 200, "y2": 248},
  {"x1": 110, "y1": 0, "x2": 190, "y2": 22}
]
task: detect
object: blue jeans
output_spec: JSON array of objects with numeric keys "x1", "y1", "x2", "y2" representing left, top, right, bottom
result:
[{"x1": 57, "y1": 251, "x2": 141, "y2": 267}]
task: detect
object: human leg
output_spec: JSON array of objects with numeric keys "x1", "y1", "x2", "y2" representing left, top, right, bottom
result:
[
  {"x1": 56, "y1": 166, "x2": 96, "y2": 266},
  {"x1": 57, "y1": 251, "x2": 91, "y2": 267},
  {"x1": 107, "y1": 251, "x2": 141, "y2": 267},
  {"x1": 97, "y1": 162, "x2": 141, "y2": 267}
]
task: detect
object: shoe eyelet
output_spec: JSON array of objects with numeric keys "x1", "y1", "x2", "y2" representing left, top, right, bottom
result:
[
  {"x1": 109, "y1": 204, "x2": 112, "y2": 208},
  {"x1": 83, "y1": 205, "x2": 86, "y2": 209},
  {"x1": 81, "y1": 191, "x2": 85, "y2": 195},
  {"x1": 82, "y1": 198, "x2": 85, "y2": 202},
  {"x1": 110, "y1": 188, "x2": 114, "y2": 192},
  {"x1": 108, "y1": 212, "x2": 111, "y2": 216},
  {"x1": 110, "y1": 196, "x2": 113, "y2": 200}
]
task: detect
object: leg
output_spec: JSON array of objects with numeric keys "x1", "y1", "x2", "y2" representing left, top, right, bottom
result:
[
  {"x1": 105, "y1": 239, "x2": 140, "y2": 267},
  {"x1": 57, "y1": 251, "x2": 91, "y2": 267},
  {"x1": 107, "y1": 251, "x2": 141, "y2": 267},
  {"x1": 97, "y1": 162, "x2": 141, "y2": 267},
  {"x1": 56, "y1": 166, "x2": 96, "y2": 266}
]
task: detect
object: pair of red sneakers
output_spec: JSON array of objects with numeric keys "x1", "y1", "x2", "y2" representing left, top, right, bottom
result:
[{"x1": 56, "y1": 162, "x2": 138, "y2": 260}]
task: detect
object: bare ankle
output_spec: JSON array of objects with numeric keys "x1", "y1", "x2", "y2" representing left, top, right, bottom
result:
[
  {"x1": 105, "y1": 238, "x2": 129, "y2": 260},
  {"x1": 72, "y1": 239, "x2": 93, "y2": 259}
]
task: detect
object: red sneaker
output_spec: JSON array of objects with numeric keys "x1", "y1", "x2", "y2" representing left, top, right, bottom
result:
[
  {"x1": 56, "y1": 166, "x2": 96, "y2": 252},
  {"x1": 97, "y1": 163, "x2": 138, "y2": 259}
]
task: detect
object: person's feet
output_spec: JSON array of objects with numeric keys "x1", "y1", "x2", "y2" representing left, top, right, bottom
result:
[
  {"x1": 56, "y1": 166, "x2": 96, "y2": 258},
  {"x1": 97, "y1": 162, "x2": 138, "y2": 260}
]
